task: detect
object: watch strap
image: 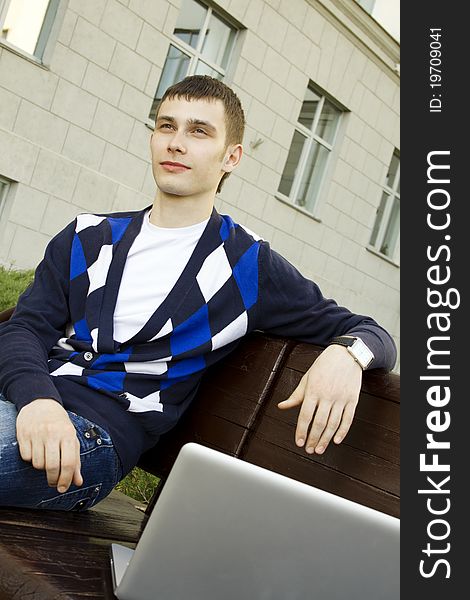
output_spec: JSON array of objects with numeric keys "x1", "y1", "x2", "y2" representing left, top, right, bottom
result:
[
  {"x1": 328, "y1": 336, "x2": 357, "y2": 348},
  {"x1": 328, "y1": 335, "x2": 374, "y2": 370}
]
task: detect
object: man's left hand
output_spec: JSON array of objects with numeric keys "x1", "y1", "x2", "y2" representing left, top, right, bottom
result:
[{"x1": 277, "y1": 344, "x2": 362, "y2": 455}]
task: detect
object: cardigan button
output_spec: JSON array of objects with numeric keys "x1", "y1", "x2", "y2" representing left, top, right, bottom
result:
[{"x1": 83, "y1": 352, "x2": 94, "y2": 361}]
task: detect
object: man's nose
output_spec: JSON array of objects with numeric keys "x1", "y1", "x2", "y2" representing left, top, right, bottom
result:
[{"x1": 167, "y1": 130, "x2": 186, "y2": 153}]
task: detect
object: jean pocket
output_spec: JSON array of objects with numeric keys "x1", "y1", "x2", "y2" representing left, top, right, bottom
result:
[
  {"x1": 68, "y1": 412, "x2": 113, "y2": 448},
  {"x1": 36, "y1": 483, "x2": 102, "y2": 511}
]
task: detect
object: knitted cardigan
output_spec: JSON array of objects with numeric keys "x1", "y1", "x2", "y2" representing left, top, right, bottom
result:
[{"x1": 0, "y1": 207, "x2": 396, "y2": 474}]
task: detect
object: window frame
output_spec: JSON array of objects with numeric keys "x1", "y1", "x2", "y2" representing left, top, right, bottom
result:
[
  {"x1": 368, "y1": 149, "x2": 400, "y2": 264},
  {"x1": 276, "y1": 84, "x2": 345, "y2": 218},
  {"x1": 0, "y1": 0, "x2": 65, "y2": 65},
  {"x1": 0, "y1": 176, "x2": 11, "y2": 224},
  {"x1": 147, "y1": 0, "x2": 240, "y2": 124}
]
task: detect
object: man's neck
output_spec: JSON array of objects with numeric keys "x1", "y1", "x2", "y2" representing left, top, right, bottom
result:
[{"x1": 150, "y1": 190, "x2": 214, "y2": 228}]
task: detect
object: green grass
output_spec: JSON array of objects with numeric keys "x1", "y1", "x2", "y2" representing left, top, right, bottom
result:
[
  {"x1": 0, "y1": 266, "x2": 34, "y2": 310},
  {"x1": 115, "y1": 468, "x2": 159, "y2": 505},
  {"x1": 0, "y1": 266, "x2": 159, "y2": 505}
]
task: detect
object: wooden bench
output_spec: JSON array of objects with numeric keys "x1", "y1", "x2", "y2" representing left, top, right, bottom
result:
[{"x1": 0, "y1": 306, "x2": 399, "y2": 599}]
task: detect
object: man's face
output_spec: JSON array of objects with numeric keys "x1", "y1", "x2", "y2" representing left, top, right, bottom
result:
[{"x1": 150, "y1": 96, "x2": 236, "y2": 200}]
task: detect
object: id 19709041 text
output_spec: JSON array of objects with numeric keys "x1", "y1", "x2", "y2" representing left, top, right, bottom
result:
[{"x1": 429, "y1": 28, "x2": 442, "y2": 113}]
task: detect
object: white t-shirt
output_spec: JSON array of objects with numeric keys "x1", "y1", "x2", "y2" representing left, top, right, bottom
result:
[{"x1": 113, "y1": 210, "x2": 209, "y2": 343}]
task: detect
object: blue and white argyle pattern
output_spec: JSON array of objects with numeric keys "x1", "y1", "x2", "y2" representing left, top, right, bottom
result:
[
  {"x1": 69, "y1": 213, "x2": 132, "y2": 350},
  {"x1": 48, "y1": 210, "x2": 262, "y2": 427}
]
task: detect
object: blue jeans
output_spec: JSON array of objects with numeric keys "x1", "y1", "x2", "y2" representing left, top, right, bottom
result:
[{"x1": 0, "y1": 395, "x2": 122, "y2": 511}]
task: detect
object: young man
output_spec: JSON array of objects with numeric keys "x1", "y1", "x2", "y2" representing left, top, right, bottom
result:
[{"x1": 0, "y1": 76, "x2": 396, "y2": 511}]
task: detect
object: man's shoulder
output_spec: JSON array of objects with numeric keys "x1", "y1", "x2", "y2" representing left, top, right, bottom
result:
[
  {"x1": 72, "y1": 206, "x2": 148, "y2": 235},
  {"x1": 218, "y1": 212, "x2": 264, "y2": 244},
  {"x1": 77, "y1": 206, "x2": 149, "y2": 223}
]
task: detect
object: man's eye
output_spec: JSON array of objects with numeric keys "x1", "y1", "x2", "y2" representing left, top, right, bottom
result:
[
  {"x1": 194, "y1": 128, "x2": 206, "y2": 135},
  {"x1": 159, "y1": 123, "x2": 173, "y2": 130}
]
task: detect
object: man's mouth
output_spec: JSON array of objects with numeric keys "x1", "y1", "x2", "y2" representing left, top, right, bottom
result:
[{"x1": 160, "y1": 161, "x2": 191, "y2": 171}]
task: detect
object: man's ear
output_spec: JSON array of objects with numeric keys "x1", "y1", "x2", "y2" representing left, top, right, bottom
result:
[{"x1": 222, "y1": 144, "x2": 243, "y2": 173}]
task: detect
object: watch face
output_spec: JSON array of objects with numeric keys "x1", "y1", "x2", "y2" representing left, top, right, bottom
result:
[{"x1": 349, "y1": 339, "x2": 374, "y2": 369}]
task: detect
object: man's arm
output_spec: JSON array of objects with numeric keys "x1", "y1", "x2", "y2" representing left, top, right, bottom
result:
[
  {"x1": 0, "y1": 220, "x2": 82, "y2": 492},
  {"x1": 256, "y1": 242, "x2": 397, "y2": 454}
]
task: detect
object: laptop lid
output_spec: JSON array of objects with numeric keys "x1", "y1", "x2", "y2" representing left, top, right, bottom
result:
[{"x1": 113, "y1": 442, "x2": 399, "y2": 600}]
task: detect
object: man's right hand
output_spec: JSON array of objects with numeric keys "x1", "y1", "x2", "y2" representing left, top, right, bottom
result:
[{"x1": 16, "y1": 399, "x2": 83, "y2": 493}]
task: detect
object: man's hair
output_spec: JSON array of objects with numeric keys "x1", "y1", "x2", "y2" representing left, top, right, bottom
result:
[{"x1": 157, "y1": 75, "x2": 245, "y2": 192}]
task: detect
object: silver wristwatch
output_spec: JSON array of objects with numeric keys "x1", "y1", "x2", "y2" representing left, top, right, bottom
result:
[{"x1": 328, "y1": 336, "x2": 374, "y2": 370}]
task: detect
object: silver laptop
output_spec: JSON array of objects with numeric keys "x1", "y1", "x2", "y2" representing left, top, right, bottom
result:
[{"x1": 110, "y1": 442, "x2": 399, "y2": 600}]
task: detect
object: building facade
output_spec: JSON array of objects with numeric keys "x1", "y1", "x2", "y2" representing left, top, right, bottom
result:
[{"x1": 0, "y1": 0, "x2": 400, "y2": 364}]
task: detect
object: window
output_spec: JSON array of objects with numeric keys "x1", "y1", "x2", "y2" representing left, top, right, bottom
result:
[
  {"x1": 277, "y1": 85, "x2": 343, "y2": 214},
  {"x1": 369, "y1": 150, "x2": 400, "y2": 260},
  {"x1": 0, "y1": 176, "x2": 10, "y2": 223},
  {"x1": 148, "y1": 0, "x2": 239, "y2": 121},
  {"x1": 0, "y1": 0, "x2": 60, "y2": 60},
  {"x1": 355, "y1": 0, "x2": 376, "y2": 13}
]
